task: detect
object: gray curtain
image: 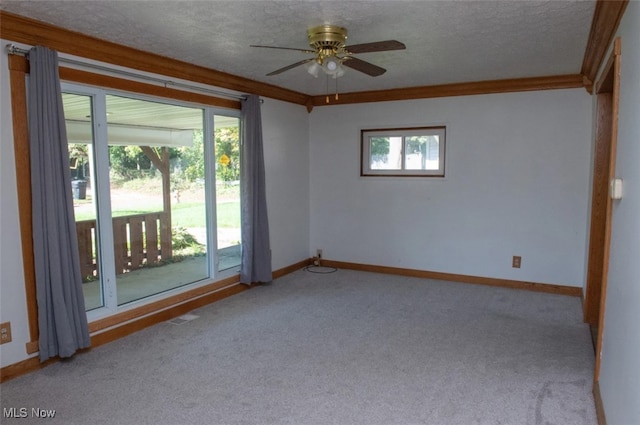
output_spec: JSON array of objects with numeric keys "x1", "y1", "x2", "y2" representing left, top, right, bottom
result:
[
  {"x1": 240, "y1": 95, "x2": 272, "y2": 284},
  {"x1": 28, "y1": 46, "x2": 91, "y2": 362}
]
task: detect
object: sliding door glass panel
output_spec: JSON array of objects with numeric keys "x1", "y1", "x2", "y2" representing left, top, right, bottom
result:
[
  {"x1": 63, "y1": 93, "x2": 103, "y2": 310},
  {"x1": 104, "y1": 95, "x2": 207, "y2": 305},
  {"x1": 214, "y1": 115, "x2": 241, "y2": 272}
]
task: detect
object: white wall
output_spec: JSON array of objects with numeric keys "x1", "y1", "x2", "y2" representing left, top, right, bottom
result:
[
  {"x1": 309, "y1": 89, "x2": 592, "y2": 286},
  {"x1": 0, "y1": 45, "x2": 311, "y2": 367},
  {"x1": 0, "y1": 41, "x2": 33, "y2": 367},
  {"x1": 597, "y1": 2, "x2": 640, "y2": 423},
  {"x1": 261, "y1": 98, "x2": 310, "y2": 270}
]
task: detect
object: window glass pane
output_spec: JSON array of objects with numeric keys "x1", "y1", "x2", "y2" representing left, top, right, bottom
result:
[
  {"x1": 105, "y1": 95, "x2": 207, "y2": 306},
  {"x1": 370, "y1": 136, "x2": 402, "y2": 170},
  {"x1": 64, "y1": 93, "x2": 103, "y2": 311},
  {"x1": 405, "y1": 135, "x2": 440, "y2": 170},
  {"x1": 214, "y1": 116, "x2": 241, "y2": 272},
  {"x1": 362, "y1": 127, "x2": 445, "y2": 177}
]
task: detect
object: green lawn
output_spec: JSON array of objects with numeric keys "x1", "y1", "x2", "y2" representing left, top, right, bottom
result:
[
  {"x1": 213, "y1": 201, "x2": 241, "y2": 228},
  {"x1": 172, "y1": 202, "x2": 205, "y2": 228},
  {"x1": 75, "y1": 201, "x2": 240, "y2": 228},
  {"x1": 172, "y1": 201, "x2": 240, "y2": 228}
]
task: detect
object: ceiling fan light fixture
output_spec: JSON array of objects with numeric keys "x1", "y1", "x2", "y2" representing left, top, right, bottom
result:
[
  {"x1": 322, "y1": 56, "x2": 343, "y2": 77},
  {"x1": 306, "y1": 61, "x2": 321, "y2": 78},
  {"x1": 253, "y1": 24, "x2": 404, "y2": 79}
]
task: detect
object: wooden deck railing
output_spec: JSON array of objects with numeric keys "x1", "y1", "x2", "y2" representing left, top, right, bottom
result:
[{"x1": 76, "y1": 212, "x2": 172, "y2": 281}]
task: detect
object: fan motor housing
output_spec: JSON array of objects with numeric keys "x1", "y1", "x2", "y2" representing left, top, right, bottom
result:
[{"x1": 307, "y1": 25, "x2": 348, "y2": 51}]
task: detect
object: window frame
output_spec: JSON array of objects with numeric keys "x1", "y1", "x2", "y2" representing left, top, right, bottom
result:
[
  {"x1": 360, "y1": 126, "x2": 446, "y2": 177},
  {"x1": 61, "y1": 83, "x2": 243, "y2": 321},
  {"x1": 8, "y1": 54, "x2": 244, "y2": 353}
]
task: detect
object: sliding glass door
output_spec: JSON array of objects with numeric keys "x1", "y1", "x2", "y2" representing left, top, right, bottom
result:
[
  {"x1": 64, "y1": 92, "x2": 103, "y2": 309},
  {"x1": 105, "y1": 94, "x2": 209, "y2": 305},
  {"x1": 213, "y1": 115, "x2": 241, "y2": 272},
  {"x1": 62, "y1": 84, "x2": 241, "y2": 316}
]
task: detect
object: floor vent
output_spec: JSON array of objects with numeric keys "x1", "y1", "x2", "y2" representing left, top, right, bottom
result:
[{"x1": 168, "y1": 313, "x2": 199, "y2": 325}]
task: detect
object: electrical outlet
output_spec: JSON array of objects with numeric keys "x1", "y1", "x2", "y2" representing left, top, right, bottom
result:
[
  {"x1": 316, "y1": 249, "x2": 323, "y2": 259},
  {"x1": 0, "y1": 322, "x2": 12, "y2": 344},
  {"x1": 512, "y1": 256, "x2": 522, "y2": 268}
]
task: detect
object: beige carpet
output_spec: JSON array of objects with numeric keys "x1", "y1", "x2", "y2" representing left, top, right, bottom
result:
[{"x1": 1, "y1": 268, "x2": 596, "y2": 424}]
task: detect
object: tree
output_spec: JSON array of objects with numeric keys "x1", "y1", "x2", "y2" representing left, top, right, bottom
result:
[
  {"x1": 370, "y1": 137, "x2": 390, "y2": 156},
  {"x1": 215, "y1": 126, "x2": 240, "y2": 183},
  {"x1": 153, "y1": 126, "x2": 240, "y2": 184},
  {"x1": 109, "y1": 145, "x2": 150, "y2": 179},
  {"x1": 182, "y1": 131, "x2": 204, "y2": 182},
  {"x1": 68, "y1": 143, "x2": 89, "y2": 180}
]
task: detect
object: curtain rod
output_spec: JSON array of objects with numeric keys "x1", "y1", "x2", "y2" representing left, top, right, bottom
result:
[{"x1": 6, "y1": 43, "x2": 252, "y2": 102}]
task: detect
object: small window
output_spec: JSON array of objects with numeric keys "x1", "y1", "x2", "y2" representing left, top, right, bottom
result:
[{"x1": 361, "y1": 126, "x2": 446, "y2": 177}]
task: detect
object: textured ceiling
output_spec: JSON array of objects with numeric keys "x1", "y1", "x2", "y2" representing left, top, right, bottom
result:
[{"x1": 1, "y1": 1, "x2": 596, "y2": 96}]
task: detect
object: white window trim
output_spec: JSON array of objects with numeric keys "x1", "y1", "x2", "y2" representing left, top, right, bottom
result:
[
  {"x1": 361, "y1": 126, "x2": 446, "y2": 177},
  {"x1": 61, "y1": 82, "x2": 241, "y2": 321}
]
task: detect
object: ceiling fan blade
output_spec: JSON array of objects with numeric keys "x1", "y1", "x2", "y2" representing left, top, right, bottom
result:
[
  {"x1": 345, "y1": 40, "x2": 406, "y2": 54},
  {"x1": 250, "y1": 45, "x2": 315, "y2": 54},
  {"x1": 266, "y1": 58, "x2": 315, "y2": 76},
  {"x1": 342, "y1": 57, "x2": 386, "y2": 77}
]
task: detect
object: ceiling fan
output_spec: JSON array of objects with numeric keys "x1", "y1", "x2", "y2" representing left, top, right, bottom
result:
[{"x1": 251, "y1": 25, "x2": 406, "y2": 79}]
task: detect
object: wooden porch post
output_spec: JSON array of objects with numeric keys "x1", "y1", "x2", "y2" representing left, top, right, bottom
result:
[{"x1": 140, "y1": 146, "x2": 172, "y2": 260}]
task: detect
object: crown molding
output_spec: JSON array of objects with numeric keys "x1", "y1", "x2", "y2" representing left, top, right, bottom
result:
[
  {"x1": 0, "y1": 11, "x2": 309, "y2": 106},
  {"x1": 2, "y1": 5, "x2": 617, "y2": 109},
  {"x1": 581, "y1": 0, "x2": 629, "y2": 93},
  {"x1": 308, "y1": 74, "x2": 586, "y2": 107}
]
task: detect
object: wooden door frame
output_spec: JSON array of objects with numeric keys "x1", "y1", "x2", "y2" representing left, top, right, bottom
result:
[{"x1": 583, "y1": 38, "x2": 621, "y2": 382}]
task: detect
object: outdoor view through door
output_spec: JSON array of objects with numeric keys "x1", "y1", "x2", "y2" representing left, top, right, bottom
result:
[{"x1": 62, "y1": 87, "x2": 241, "y2": 314}]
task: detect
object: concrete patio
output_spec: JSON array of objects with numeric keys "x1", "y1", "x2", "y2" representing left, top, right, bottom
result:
[{"x1": 82, "y1": 245, "x2": 240, "y2": 310}]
